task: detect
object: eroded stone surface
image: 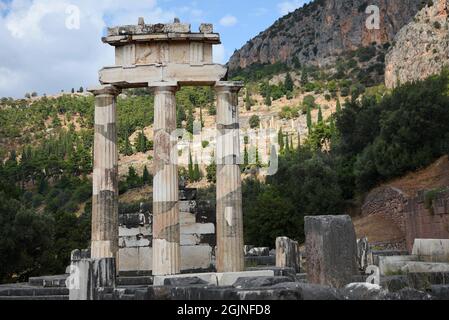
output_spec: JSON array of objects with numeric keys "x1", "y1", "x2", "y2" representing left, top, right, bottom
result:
[{"x1": 305, "y1": 215, "x2": 359, "y2": 288}]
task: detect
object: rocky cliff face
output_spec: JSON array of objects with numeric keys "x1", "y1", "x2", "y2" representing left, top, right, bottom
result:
[
  {"x1": 385, "y1": 0, "x2": 449, "y2": 88},
  {"x1": 228, "y1": 0, "x2": 422, "y2": 75}
]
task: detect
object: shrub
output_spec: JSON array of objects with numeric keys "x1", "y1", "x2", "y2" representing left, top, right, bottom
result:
[{"x1": 249, "y1": 115, "x2": 261, "y2": 129}]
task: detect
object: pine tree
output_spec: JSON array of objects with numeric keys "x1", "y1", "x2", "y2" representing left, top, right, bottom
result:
[
  {"x1": 135, "y1": 131, "x2": 149, "y2": 153},
  {"x1": 336, "y1": 99, "x2": 342, "y2": 113},
  {"x1": 285, "y1": 134, "x2": 290, "y2": 151},
  {"x1": 126, "y1": 165, "x2": 141, "y2": 189},
  {"x1": 123, "y1": 132, "x2": 133, "y2": 156},
  {"x1": 318, "y1": 106, "x2": 323, "y2": 123},
  {"x1": 284, "y1": 72, "x2": 294, "y2": 93},
  {"x1": 244, "y1": 144, "x2": 249, "y2": 167}
]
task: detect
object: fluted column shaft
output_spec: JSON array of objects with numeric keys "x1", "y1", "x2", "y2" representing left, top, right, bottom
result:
[
  {"x1": 151, "y1": 83, "x2": 180, "y2": 276},
  {"x1": 215, "y1": 81, "x2": 244, "y2": 273},
  {"x1": 89, "y1": 85, "x2": 121, "y2": 260}
]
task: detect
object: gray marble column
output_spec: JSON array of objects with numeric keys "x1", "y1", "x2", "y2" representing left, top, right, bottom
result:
[
  {"x1": 215, "y1": 81, "x2": 244, "y2": 273},
  {"x1": 89, "y1": 85, "x2": 121, "y2": 260},
  {"x1": 150, "y1": 83, "x2": 181, "y2": 276}
]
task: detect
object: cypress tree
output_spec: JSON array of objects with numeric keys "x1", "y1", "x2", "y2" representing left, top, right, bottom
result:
[
  {"x1": 245, "y1": 89, "x2": 252, "y2": 111},
  {"x1": 188, "y1": 149, "x2": 194, "y2": 182},
  {"x1": 255, "y1": 147, "x2": 260, "y2": 167},
  {"x1": 187, "y1": 108, "x2": 194, "y2": 134},
  {"x1": 193, "y1": 157, "x2": 201, "y2": 182},
  {"x1": 284, "y1": 72, "x2": 294, "y2": 92},
  {"x1": 265, "y1": 94, "x2": 272, "y2": 107},
  {"x1": 124, "y1": 132, "x2": 133, "y2": 156},
  {"x1": 307, "y1": 105, "x2": 312, "y2": 132},
  {"x1": 318, "y1": 106, "x2": 323, "y2": 123},
  {"x1": 142, "y1": 165, "x2": 151, "y2": 185},
  {"x1": 336, "y1": 98, "x2": 341, "y2": 113},
  {"x1": 278, "y1": 128, "x2": 284, "y2": 151},
  {"x1": 301, "y1": 68, "x2": 308, "y2": 85}
]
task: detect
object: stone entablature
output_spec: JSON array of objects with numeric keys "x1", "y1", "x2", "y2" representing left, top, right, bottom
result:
[{"x1": 100, "y1": 18, "x2": 224, "y2": 88}]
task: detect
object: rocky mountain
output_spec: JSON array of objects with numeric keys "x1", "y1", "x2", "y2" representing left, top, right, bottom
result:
[
  {"x1": 228, "y1": 0, "x2": 424, "y2": 75},
  {"x1": 385, "y1": 0, "x2": 449, "y2": 88}
]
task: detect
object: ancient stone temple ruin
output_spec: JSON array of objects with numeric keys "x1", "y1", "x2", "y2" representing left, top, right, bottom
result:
[{"x1": 88, "y1": 18, "x2": 244, "y2": 276}]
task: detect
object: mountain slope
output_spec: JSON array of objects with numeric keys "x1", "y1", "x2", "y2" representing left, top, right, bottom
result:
[
  {"x1": 385, "y1": 0, "x2": 449, "y2": 88},
  {"x1": 228, "y1": 0, "x2": 423, "y2": 75}
]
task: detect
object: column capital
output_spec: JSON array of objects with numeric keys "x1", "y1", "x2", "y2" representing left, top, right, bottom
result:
[
  {"x1": 148, "y1": 82, "x2": 179, "y2": 93},
  {"x1": 88, "y1": 85, "x2": 121, "y2": 96},
  {"x1": 215, "y1": 81, "x2": 244, "y2": 93}
]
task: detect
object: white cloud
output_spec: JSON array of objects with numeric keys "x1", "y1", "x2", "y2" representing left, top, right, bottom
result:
[
  {"x1": 278, "y1": 0, "x2": 304, "y2": 16},
  {"x1": 219, "y1": 14, "x2": 237, "y2": 27},
  {"x1": 213, "y1": 44, "x2": 225, "y2": 64},
  {"x1": 0, "y1": 0, "x2": 176, "y2": 98}
]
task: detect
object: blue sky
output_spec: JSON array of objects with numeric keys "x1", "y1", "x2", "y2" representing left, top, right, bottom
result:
[{"x1": 0, "y1": 0, "x2": 310, "y2": 98}]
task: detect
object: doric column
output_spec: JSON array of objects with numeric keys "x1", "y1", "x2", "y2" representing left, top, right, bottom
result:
[
  {"x1": 89, "y1": 85, "x2": 121, "y2": 260},
  {"x1": 150, "y1": 82, "x2": 180, "y2": 276},
  {"x1": 215, "y1": 81, "x2": 244, "y2": 273}
]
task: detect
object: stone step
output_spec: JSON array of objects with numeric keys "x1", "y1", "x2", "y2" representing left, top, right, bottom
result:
[
  {"x1": 118, "y1": 271, "x2": 152, "y2": 277},
  {"x1": 408, "y1": 272, "x2": 449, "y2": 291},
  {"x1": 0, "y1": 295, "x2": 69, "y2": 300},
  {"x1": 100, "y1": 293, "x2": 135, "y2": 300},
  {"x1": 0, "y1": 287, "x2": 69, "y2": 297},
  {"x1": 117, "y1": 276, "x2": 153, "y2": 286},
  {"x1": 29, "y1": 275, "x2": 68, "y2": 288}
]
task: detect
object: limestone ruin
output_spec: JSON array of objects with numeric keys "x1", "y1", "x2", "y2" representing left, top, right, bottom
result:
[
  {"x1": 88, "y1": 18, "x2": 244, "y2": 277},
  {"x1": 2, "y1": 18, "x2": 449, "y2": 302}
]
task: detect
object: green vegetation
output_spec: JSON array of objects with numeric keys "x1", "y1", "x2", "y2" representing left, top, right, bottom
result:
[
  {"x1": 1, "y1": 60, "x2": 449, "y2": 282},
  {"x1": 242, "y1": 69, "x2": 449, "y2": 247},
  {"x1": 424, "y1": 187, "x2": 448, "y2": 215},
  {"x1": 279, "y1": 106, "x2": 300, "y2": 120},
  {"x1": 249, "y1": 115, "x2": 261, "y2": 129}
]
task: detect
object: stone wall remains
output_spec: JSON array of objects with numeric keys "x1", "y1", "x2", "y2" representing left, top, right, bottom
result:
[
  {"x1": 404, "y1": 191, "x2": 449, "y2": 252},
  {"x1": 118, "y1": 189, "x2": 216, "y2": 273}
]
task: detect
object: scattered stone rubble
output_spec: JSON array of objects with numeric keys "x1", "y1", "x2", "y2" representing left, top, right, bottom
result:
[{"x1": 3, "y1": 215, "x2": 448, "y2": 300}]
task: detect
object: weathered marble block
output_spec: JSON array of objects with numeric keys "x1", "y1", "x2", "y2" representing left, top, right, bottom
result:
[
  {"x1": 67, "y1": 250, "x2": 116, "y2": 300},
  {"x1": 305, "y1": 215, "x2": 359, "y2": 288},
  {"x1": 276, "y1": 237, "x2": 300, "y2": 272},
  {"x1": 412, "y1": 239, "x2": 449, "y2": 263}
]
